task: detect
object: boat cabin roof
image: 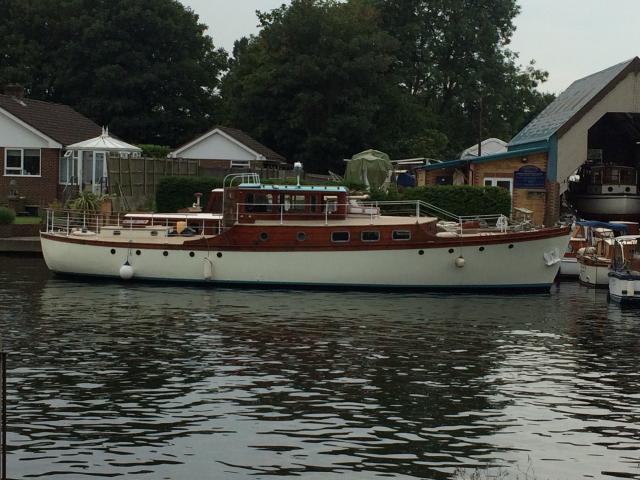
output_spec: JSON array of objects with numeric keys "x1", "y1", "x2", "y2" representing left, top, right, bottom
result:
[{"x1": 237, "y1": 183, "x2": 348, "y2": 193}]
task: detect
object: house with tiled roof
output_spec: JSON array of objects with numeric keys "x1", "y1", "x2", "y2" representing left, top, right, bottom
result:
[
  {"x1": 0, "y1": 85, "x2": 103, "y2": 206},
  {"x1": 168, "y1": 126, "x2": 288, "y2": 176}
]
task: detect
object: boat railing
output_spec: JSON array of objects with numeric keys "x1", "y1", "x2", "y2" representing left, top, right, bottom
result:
[
  {"x1": 42, "y1": 209, "x2": 222, "y2": 236},
  {"x1": 234, "y1": 199, "x2": 511, "y2": 231}
]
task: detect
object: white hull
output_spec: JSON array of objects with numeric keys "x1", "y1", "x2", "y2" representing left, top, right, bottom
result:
[
  {"x1": 559, "y1": 257, "x2": 579, "y2": 277},
  {"x1": 41, "y1": 234, "x2": 569, "y2": 290},
  {"x1": 570, "y1": 194, "x2": 640, "y2": 216},
  {"x1": 578, "y1": 262, "x2": 610, "y2": 287},
  {"x1": 609, "y1": 274, "x2": 640, "y2": 304}
]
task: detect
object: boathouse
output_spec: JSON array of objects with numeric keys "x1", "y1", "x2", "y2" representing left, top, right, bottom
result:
[
  {"x1": 168, "y1": 126, "x2": 288, "y2": 177},
  {"x1": 417, "y1": 57, "x2": 640, "y2": 226}
]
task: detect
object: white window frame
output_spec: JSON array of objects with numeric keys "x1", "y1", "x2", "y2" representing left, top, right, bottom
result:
[
  {"x1": 59, "y1": 150, "x2": 79, "y2": 185},
  {"x1": 484, "y1": 177, "x2": 513, "y2": 195},
  {"x1": 4, "y1": 148, "x2": 42, "y2": 177},
  {"x1": 230, "y1": 159, "x2": 251, "y2": 169}
]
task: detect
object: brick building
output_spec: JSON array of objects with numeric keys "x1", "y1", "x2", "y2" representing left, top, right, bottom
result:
[
  {"x1": 0, "y1": 86, "x2": 102, "y2": 207},
  {"x1": 417, "y1": 57, "x2": 640, "y2": 226}
]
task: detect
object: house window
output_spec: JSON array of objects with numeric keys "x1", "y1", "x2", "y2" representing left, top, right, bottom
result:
[
  {"x1": 484, "y1": 177, "x2": 513, "y2": 194},
  {"x1": 59, "y1": 151, "x2": 79, "y2": 185},
  {"x1": 5, "y1": 148, "x2": 41, "y2": 176},
  {"x1": 230, "y1": 159, "x2": 250, "y2": 169}
]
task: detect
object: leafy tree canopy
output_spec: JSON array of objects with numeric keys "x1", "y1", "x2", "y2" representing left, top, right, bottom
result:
[
  {"x1": 371, "y1": 0, "x2": 554, "y2": 156},
  {"x1": 0, "y1": 0, "x2": 227, "y2": 146},
  {"x1": 221, "y1": 0, "x2": 433, "y2": 173}
]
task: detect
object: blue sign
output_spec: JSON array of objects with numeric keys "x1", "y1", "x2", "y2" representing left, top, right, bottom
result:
[{"x1": 514, "y1": 165, "x2": 546, "y2": 189}]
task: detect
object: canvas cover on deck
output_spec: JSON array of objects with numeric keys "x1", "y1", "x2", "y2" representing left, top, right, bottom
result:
[{"x1": 344, "y1": 149, "x2": 392, "y2": 189}]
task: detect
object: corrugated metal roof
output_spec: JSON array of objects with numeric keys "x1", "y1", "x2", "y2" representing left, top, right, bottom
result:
[
  {"x1": 420, "y1": 145, "x2": 548, "y2": 171},
  {"x1": 509, "y1": 58, "x2": 639, "y2": 147}
]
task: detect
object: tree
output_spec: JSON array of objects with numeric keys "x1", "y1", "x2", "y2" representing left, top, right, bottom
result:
[
  {"x1": 0, "y1": 0, "x2": 227, "y2": 146},
  {"x1": 370, "y1": 0, "x2": 554, "y2": 156},
  {"x1": 221, "y1": 0, "x2": 436, "y2": 173}
]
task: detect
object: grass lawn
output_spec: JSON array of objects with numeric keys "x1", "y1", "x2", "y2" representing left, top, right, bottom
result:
[{"x1": 14, "y1": 216, "x2": 42, "y2": 224}]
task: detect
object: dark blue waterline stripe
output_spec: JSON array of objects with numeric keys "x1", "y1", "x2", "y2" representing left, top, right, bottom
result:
[{"x1": 51, "y1": 270, "x2": 553, "y2": 293}]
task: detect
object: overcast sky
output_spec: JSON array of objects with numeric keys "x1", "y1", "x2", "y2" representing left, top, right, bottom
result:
[{"x1": 180, "y1": 0, "x2": 640, "y2": 94}]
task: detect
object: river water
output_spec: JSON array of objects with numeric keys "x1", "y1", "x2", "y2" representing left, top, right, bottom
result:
[{"x1": 0, "y1": 256, "x2": 639, "y2": 479}]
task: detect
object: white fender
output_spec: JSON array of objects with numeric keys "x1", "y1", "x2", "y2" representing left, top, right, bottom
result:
[
  {"x1": 119, "y1": 263, "x2": 134, "y2": 280},
  {"x1": 203, "y1": 258, "x2": 213, "y2": 280},
  {"x1": 455, "y1": 256, "x2": 465, "y2": 268}
]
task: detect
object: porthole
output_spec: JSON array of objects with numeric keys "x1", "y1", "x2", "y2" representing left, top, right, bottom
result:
[
  {"x1": 418, "y1": 250, "x2": 424, "y2": 255},
  {"x1": 189, "y1": 252, "x2": 195, "y2": 257},
  {"x1": 448, "y1": 248, "x2": 454, "y2": 254},
  {"x1": 626, "y1": 187, "x2": 631, "y2": 193},
  {"x1": 297, "y1": 232, "x2": 306, "y2": 241},
  {"x1": 217, "y1": 252, "x2": 223, "y2": 258},
  {"x1": 136, "y1": 250, "x2": 141, "y2": 256},
  {"x1": 608, "y1": 186, "x2": 614, "y2": 192},
  {"x1": 259, "y1": 232, "x2": 269, "y2": 241},
  {"x1": 479, "y1": 246, "x2": 485, "y2": 252},
  {"x1": 163, "y1": 251, "x2": 169, "y2": 257},
  {"x1": 508, "y1": 244, "x2": 514, "y2": 249},
  {"x1": 150, "y1": 230, "x2": 158, "y2": 237},
  {"x1": 110, "y1": 248, "x2": 116, "y2": 255}
]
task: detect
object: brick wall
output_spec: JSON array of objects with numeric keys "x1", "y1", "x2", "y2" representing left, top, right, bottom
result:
[
  {"x1": 0, "y1": 147, "x2": 60, "y2": 207},
  {"x1": 471, "y1": 152, "x2": 550, "y2": 225}
]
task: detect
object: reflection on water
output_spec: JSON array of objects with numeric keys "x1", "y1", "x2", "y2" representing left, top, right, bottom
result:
[{"x1": 0, "y1": 257, "x2": 639, "y2": 479}]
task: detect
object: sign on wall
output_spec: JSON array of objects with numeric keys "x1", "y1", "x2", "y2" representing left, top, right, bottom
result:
[{"x1": 514, "y1": 165, "x2": 546, "y2": 189}]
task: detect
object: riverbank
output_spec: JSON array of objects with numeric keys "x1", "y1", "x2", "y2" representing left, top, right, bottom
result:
[{"x1": 0, "y1": 236, "x2": 41, "y2": 254}]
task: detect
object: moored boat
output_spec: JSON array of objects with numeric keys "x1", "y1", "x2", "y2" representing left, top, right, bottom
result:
[
  {"x1": 568, "y1": 164, "x2": 640, "y2": 221},
  {"x1": 576, "y1": 221, "x2": 638, "y2": 287},
  {"x1": 608, "y1": 235, "x2": 640, "y2": 305},
  {"x1": 40, "y1": 174, "x2": 571, "y2": 291}
]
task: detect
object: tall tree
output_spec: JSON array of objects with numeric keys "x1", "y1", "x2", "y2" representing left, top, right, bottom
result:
[
  {"x1": 0, "y1": 0, "x2": 227, "y2": 146},
  {"x1": 371, "y1": 0, "x2": 553, "y2": 156},
  {"x1": 221, "y1": 0, "x2": 436, "y2": 173}
]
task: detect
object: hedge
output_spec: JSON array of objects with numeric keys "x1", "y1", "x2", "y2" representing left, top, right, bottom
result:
[
  {"x1": 156, "y1": 176, "x2": 224, "y2": 212},
  {"x1": 370, "y1": 185, "x2": 511, "y2": 217},
  {"x1": 138, "y1": 144, "x2": 171, "y2": 158},
  {"x1": 0, "y1": 207, "x2": 16, "y2": 225}
]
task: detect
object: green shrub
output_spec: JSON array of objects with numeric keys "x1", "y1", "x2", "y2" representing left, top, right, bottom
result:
[
  {"x1": 0, "y1": 207, "x2": 16, "y2": 225},
  {"x1": 156, "y1": 176, "x2": 224, "y2": 212},
  {"x1": 138, "y1": 144, "x2": 171, "y2": 158},
  {"x1": 370, "y1": 185, "x2": 511, "y2": 217},
  {"x1": 68, "y1": 190, "x2": 102, "y2": 211}
]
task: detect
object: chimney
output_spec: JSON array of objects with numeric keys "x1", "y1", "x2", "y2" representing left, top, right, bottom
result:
[{"x1": 4, "y1": 84, "x2": 25, "y2": 98}]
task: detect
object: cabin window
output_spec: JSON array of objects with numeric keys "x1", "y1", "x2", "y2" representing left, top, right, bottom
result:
[
  {"x1": 150, "y1": 231, "x2": 158, "y2": 237},
  {"x1": 113, "y1": 230, "x2": 121, "y2": 236},
  {"x1": 392, "y1": 230, "x2": 411, "y2": 240},
  {"x1": 324, "y1": 196, "x2": 338, "y2": 213},
  {"x1": 310, "y1": 194, "x2": 318, "y2": 213},
  {"x1": 5, "y1": 148, "x2": 41, "y2": 176},
  {"x1": 297, "y1": 232, "x2": 306, "y2": 241},
  {"x1": 284, "y1": 194, "x2": 305, "y2": 212},
  {"x1": 361, "y1": 231, "x2": 380, "y2": 242},
  {"x1": 331, "y1": 231, "x2": 350, "y2": 242}
]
